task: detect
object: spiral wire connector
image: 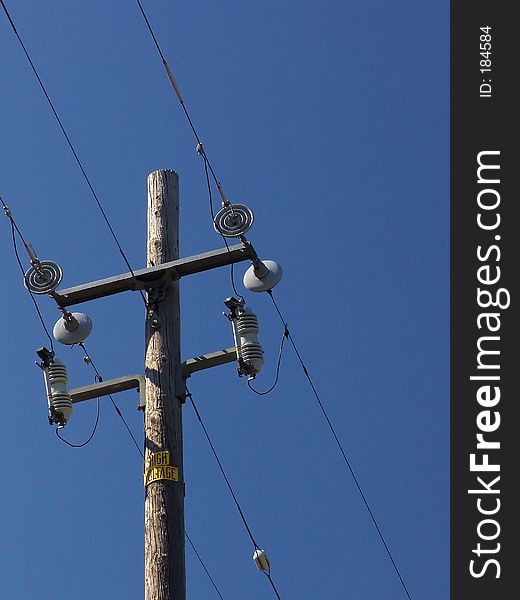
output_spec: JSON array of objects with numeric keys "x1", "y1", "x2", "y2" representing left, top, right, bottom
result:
[
  {"x1": 253, "y1": 548, "x2": 271, "y2": 573},
  {"x1": 214, "y1": 203, "x2": 254, "y2": 237},
  {"x1": 24, "y1": 260, "x2": 63, "y2": 294}
]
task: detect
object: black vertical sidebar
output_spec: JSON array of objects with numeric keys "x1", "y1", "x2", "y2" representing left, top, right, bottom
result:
[{"x1": 451, "y1": 2, "x2": 518, "y2": 598}]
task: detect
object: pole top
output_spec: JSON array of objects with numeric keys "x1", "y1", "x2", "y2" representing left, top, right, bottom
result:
[{"x1": 148, "y1": 169, "x2": 179, "y2": 177}]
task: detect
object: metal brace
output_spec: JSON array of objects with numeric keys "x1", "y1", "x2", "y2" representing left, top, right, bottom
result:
[{"x1": 174, "y1": 347, "x2": 239, "y2": 403}]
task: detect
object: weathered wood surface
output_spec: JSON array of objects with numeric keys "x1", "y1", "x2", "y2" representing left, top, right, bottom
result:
[{"x1": 144, "y1": 169, "x2": 185, "y2": 600}]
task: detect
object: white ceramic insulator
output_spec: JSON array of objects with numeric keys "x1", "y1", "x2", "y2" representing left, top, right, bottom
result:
[
  {"x1": 243, "y1": 259, "x2": 283, "y2": 292},
  {"x1": 236, "y1": 309, "x2": 264, "y2": 373},
  {"x1": 48, "y1": 360, "x2": 73, "y2": 423},
  {"x1": 252, "y1": 548, "x2": 270, "y2": 573},
  {"x1": 53, "y1": 312, "x2": 93, "y2": 345}
]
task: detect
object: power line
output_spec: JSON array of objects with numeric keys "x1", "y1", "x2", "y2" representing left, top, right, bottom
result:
[
  {"x1": 186, "y1": 386, "x2": 284, "y2": 600},
  {"x1": 1, "y1": 195, "x2": 55, "y2": 351},
  {"x1": 201, "y1": 153, "x2": 244, "y2": 300},
  {"x1": 2, "y1": 194, "x2": 231, "y2": 600},
  {"x1": 3, "y1": 4, "x2": 407, "y2": 595},
  {"x1": 3, "y1": 198, "x2": 135, "y2": 451},
  {"x1": 1, "y1": 208, "x2": 233, "y2": 600},
  {"x1": 2, "y1": 197, "x2": 122, "y2": 451},
  {"x1": 265, "y1": 572, "x2": 282, "y2": 600},
  {"x1": 1, "y1": 204, "x2": 227, "y2": 591},
  {"x1": 10, "y1": 219, "x2": 55, "y2": 351},
  {"x1": 265, "y1": 290, "x2": 413, "y2": 600},
  {"x1": 133, "y1": 0, "x2": 228, "y2": 201},
  {"x1": 185, "y1": 531, "x2": 225, "y2": 600},
  {"x1": 187, "y1": 387, "x2": 259, "y2": 549},
  {"x1": 1, "y1": 194, "x2": 29, "y2": 245},
  {"x1": 127, "y1": 9, "x2": 284, "y2": 585},
  {"x1": 3, "y1": 4, "x2": 262, "y2": 591},
  {"x1": 0, "y1": 0, "x2": 147, "y2": 308},
  {"x1": 134, "y1": 0, "x2": 251, "y2": 306}
]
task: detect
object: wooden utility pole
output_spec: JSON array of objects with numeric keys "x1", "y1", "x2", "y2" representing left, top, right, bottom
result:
[
  {"x1": 144, "y1": 169, "x2": 185, "y2": 600},
  {"x1": 52, "y1": 167, "x2": 255, "y2": 599}
]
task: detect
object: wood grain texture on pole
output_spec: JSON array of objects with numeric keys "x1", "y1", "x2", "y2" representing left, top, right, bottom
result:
[{"x1": 144, "y1": 169, "x2": 185, "y2": 600}]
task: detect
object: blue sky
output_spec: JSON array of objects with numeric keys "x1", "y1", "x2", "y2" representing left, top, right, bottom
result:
[{"x1": 0, "y1": 2, "x2": 448, "y2": 598}]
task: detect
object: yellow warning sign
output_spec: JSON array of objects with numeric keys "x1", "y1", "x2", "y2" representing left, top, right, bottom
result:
[
  {"x1": 144, "y1": 451, "x2": 178, "y2": 486},
  {"x1": 144, "y1": 465, "x2": 179, "y2": 486},
  {"x1": 146, "y1": 451, "x2": 171, "y2": 469}
]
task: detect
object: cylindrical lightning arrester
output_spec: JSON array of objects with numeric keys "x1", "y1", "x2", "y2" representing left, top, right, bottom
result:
[
  {"x1": 37, "y1": 348, "x2": 73, "y2": 427},
  {"x1": 225, "y1": 298, "x2": 264, "y2": 379}
]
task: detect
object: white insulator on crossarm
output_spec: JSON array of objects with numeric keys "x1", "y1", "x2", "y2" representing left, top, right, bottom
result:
[
  {"x1": 243, "y1": 259, "x2": 282, "y2": 292},
  {"x1": 236, "y1": 308, "x2": 264, "y2": 376},
  {"x1": 47, "y1": 359, "x2": 73, "y2": 426},
  {"x1": 53, "y1": 312, "x2": 93, "y2": 345}
]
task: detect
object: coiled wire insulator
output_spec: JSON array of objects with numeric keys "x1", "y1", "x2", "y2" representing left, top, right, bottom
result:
[{"x1": 213, "y1": 204, "x2": 254, "y2": 237}]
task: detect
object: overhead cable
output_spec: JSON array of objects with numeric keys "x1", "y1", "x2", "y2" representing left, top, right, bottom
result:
[
  {"x1": 0, "y1": 0, "x2": 147, "y2": 307},
  {"x1": 133, "y1": 0, "x2": 229, "y2": 202},
  {"x1": 187, "y1": 386, "x2": 283, "y2": 600},
  {"x1": 134, "y1": 0, "x2": 253, "y2": 303},
  {"x1": 1, "y1": 195, "x2": 55, "y2": 351},
  {"x1": 185, "y1": 531, "x2": 226, "y2": 600},
  {"x1": 265, "y1": 290, "x2": 413, "y2": 600},
  {"x1": 201, "y1": 152, "x2": 244, "y2": 300}
]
